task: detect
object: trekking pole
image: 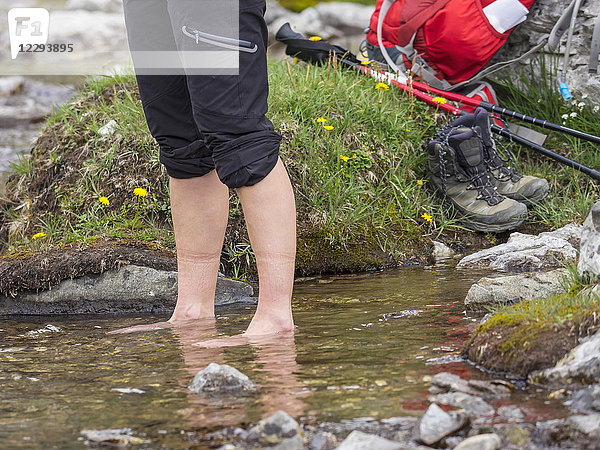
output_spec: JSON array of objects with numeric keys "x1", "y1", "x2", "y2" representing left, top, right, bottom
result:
[
  {"x1": 275, "y1": 23, "x2": 600, "y2": 181},
  {"x1": 409, "y1": 80, "x2": 600, "y2": 146}
]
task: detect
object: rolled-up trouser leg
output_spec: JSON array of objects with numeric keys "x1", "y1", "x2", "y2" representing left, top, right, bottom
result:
[
  {"x1": 168, "y1": 0, "x2": 282, "y2": 188},
  {"x1": 122, "y1": 0, "x2": 215, "y2": 179}
]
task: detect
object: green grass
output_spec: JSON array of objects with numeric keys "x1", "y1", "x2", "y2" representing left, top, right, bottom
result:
[{"x1": 1, "y1": 56, "x2": 599, "y2": 277}]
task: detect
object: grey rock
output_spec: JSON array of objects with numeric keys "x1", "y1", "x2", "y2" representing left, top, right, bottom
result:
[
  {"x1": 429, "y1": 372, "x2": 511, "y2": 398},
  {"x1": 464, "y1": 269, "x2": 568, "y2": 312},
  {"x1": 494, "y1": 424, "x2": 532, "y2": 448},
  {"x1": 433, "y1": 241, "x2": 455, "y2": 262},
  {"x1": 81, "y1": 428, "x2": 149, "y2": 445},
  {"x1": 566, "y1": 414, "x2": 600, "y2": 437},
  {"x1": 98, "y1": 119, "x2": 117, "y2": 136},
  {"x1": 417, "y1": 403, "x2": 468, "y2": 446},
  {"x1": 567, "y1": 385, "x2": 600, "y2": 413},
  {"x1": 247, "y1": 410, "x2": 302, "y2": 446},
  {"x1": 428, "y1": 392, "x2": 495, "y2": 417},
  {"x1": 272, "y1": 434, "x2": 304, "y2": 450},
  {"x1": 453, "y1": 433, "x2": 501, "y2": 450},
  {"x1": 529, "y1": 330, "x2": 600, "y2": 385},
  {"x1": 310, "y1": 431, "x2": 337, "y2": 450},
  {"x1": 578, "y1": 201, "x2": 600, "y2": 279},
  {"x1": 0, "y1": 265, "x2": 254, "y2": 315},
  {"x1": 497, "y1": 405, "x2": 525, "y2": 422},
  {"x1": 336, "y1": 430, "x2": 406, "y2": 450},
  {"x1": 189, "y1": 363, "x2": 255, "y2": 394},
  {"x1": 0, "y1": 77, "x2": 24, "y2": 96},
  {"x1": 495, "y1": 0, "x2": 600, "y2": 102},
  {"x1": 457, "y1": 225, "x2": 581, "y2": 272},
  {"x1": 313, "y1": 2, "x2": 374, "y2": 32}
]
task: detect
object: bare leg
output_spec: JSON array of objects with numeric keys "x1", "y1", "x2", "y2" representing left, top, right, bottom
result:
[
  {"x1": 108, "y1": 170, "x2": 229, "y2": 334},
  {"x1": 194, "y1": 158, "x2": 296, "y2": 346}
]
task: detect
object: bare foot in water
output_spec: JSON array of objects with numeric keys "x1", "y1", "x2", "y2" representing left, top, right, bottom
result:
[
  {"x1": 193, "y1": 311, "x2": 294, "y2": 348},
  {"x1": 107, "y1": 317, "x2": 215, "y2": 335}
]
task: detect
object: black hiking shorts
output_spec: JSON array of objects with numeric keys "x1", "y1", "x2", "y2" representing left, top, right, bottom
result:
[{"x1": 122, "y1": 0, "x2": 281, "y2": 188}]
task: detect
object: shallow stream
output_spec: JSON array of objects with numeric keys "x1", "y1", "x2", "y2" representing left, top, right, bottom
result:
[{"x1": 0, "y1": 266, "x2": 569, "y2": 448}]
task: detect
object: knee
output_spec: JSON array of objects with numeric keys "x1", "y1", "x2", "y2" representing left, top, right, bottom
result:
[{"x1": 211, "y1": 130, "x2": 281, "y2": 188}]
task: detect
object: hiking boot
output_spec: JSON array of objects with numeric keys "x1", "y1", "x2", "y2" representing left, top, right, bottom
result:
[
  {"x1": 474, "y1": 107, "x2": 550, "y2": 206},
  {"x1": 427, "y1": 126, "x2": 528, "y2": 233}
]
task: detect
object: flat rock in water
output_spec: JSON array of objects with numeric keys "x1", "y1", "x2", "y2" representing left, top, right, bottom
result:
[
  {"x1": 428, "y1": 392, "x2": 495, "y2": 417},
  {"x1": 578, "y1": 201, "x2": 600, "y2": 279},
  {"x1": 433, "y1": 241, "x2": 455, "y2": 263},
  {"x1": 464, "y1": 269, "x2": 568, "y2": 312},
  {"x1": 429, "y1": 372, "x2": 511, "y2": 399},
  {"x1": 0, "y1": 265, "x2": 254, "y2": 315},
  {"x1": 189, "y1": 363, "x2": 256, "y2": 394},
  {"x1": 335, "y1": 431, "x2": 407, "y2": 450},
  {"x1": 453, "y1": 433, "x2": 501, "y2": 450},
  {"x1": 0, "y1": 77, "x2": 24, "y2": 96},
  {"x1": 457, "y1": 224, "x2": 581, "y2": 272},
  {"x1": 416, "y1": 403, "x2": 468, "y2": 446},
  {"x1": 529, "y1": 331, "x2": 600, "y2": 386},
  {"x1": 247, "y1": 410, "x2": 302, "y2": 446},
  {"x1": 81, "y1": 428, "x2": 149, "y2": 445}
]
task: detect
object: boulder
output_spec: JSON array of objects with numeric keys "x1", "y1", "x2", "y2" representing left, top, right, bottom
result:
[
  {"x1": 416, "y1": 403, "x2": 468, "y2": 446},
  {"x1": 578, "y1": 201, "x2": 600, "y2": 280},
  {"x1": 496, "y1": 0, "x2": 600, "y2": 102},
  {"x1": 336, "y1": 431, "x2": 406, "y2": 450},
  {"x1": 0, "y1": 265, "x2": 254, "y2": 315},
  {"x1": 464, "y1": 269, "x2": 568, "y2": 312},
  {"x1": 566, "y1": 385, "x2": 600, "y2": 413},
  {"x1": 457, "y1": 224, "x2": 581, "y2": 272},
  {"x1": 428, "y1": 392, "x2": 495, "y2": 417},
  {"x1": 188, "y1": 363, "x2": 256, "y2": 394},
  {"x1": 247, "y1": 410, "x2": 302, "y2": 446},
  {"x1": 453, "y1": 433, "x2": 501, "y2": 450},
  {"x1": 529, "y1": 330, "x2": 600, "y2": 385}
]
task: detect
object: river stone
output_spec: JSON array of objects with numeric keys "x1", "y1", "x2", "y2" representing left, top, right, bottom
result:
[
  {"x1": 247, "y1": 410, "x2": 302, "y2": 446},
  {"x1": 433, "y1": 241, "x2": 455, "y2": 262},
  {"x1": 428, "y1": 392, "x2": 495, "y2": 417},
  {"x1": 457, "y1": 225, "x2": 581, "y2": 272},
  {"x1": 0, "y1": 265, "x2": 254, "y2": 315},
  {"x1": 529, "y1": 330, "x2": 600, "y2": 385},
  {"x1": 567, "y1": 385, "x2": 600, "y2": 413},
  {"x1": 497, "y1": 405, "x2": 525, "y2": 422},
  {"x1": 464, "y1": 269, "x2": 568, "y2": 312},
  {"x1": 336, "y1": 431, "x2": 406, "y2": 450},
  {"x1": 272, "y1": 435, "x2": 304, "y2": 450},
  {"x1": 310, "y1": 431, "x2": 337, "y2": 450},
  {"x1": 453, "y1": 433, "x2": 501, "y2": 450},
  {"x1": 189, "y1": 363, "x2": 256, "y2": 394},
  {"x1": 81, "y1": 428, "x2": 149, "y2": 445},
  {"x1": 578, "y1": 201, "x2": 600, "y2": 280},
  {"x1": 429, "y1": 372, "x2": 511, "y2": 399},
  {"x1": 416, "y1": 403, "x2": 468, "y2": 446}
]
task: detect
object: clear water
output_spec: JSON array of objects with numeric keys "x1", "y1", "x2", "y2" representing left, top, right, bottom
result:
[{"x1": 0, "y1": 266, "x2": 567, "y2": 448}]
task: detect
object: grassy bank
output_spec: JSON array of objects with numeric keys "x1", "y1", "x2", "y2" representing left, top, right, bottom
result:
[
  {"x1": 0, "y1": 58, "x2": 599, "y2": 290},
  {"x1": 463, "y1": 267, "x2": 600, "y2": 378}
]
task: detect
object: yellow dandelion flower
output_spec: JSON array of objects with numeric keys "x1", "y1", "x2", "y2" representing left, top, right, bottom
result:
[
  {"x1": 375, "y1": 82, "x2": 389, "y2": 91},
  {"x1": 316, "y1": 117, "x2": 327, "y2": 123},
  {"x1": 361, "y1": 60, "x2": 371, "y2": 66},
  {"x1": 421, "y1": 213, "x2": 433, "y2": 222},
  {"x1": 432, "y1": 97, "x2": 447, "y2": 104},
  {"x1": 417, "y1": 180, "x2": 424, "y2": 186},
  {"x1": 323, "y1": 125, "x2": 334, "y2": 131},
  {"x1": 32, "y1": 232, "x2": 46, "y2": 240},
  {"x1": 339, "y1": 155, "x2": 349, "y2": 162},
  {"x1": 309, "y1": 36, "x2": 322, "y2": 41},
  {"x1": 99, "y1": 196, "x2": 109, "y2": 206},
  {"x1": 133, "y1": 188, "x2": 147, "y2": 197},
  {"x1": 352, "y1": 153, "x2": 357, "y2": 159},
  {"x1": 293, "y1": 57, "x2": 299, "y2": 64}
]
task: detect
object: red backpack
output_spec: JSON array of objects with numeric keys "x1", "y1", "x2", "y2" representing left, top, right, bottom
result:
[{"x1": 365, "y1": 0, "x2": 537, "y2": 86}]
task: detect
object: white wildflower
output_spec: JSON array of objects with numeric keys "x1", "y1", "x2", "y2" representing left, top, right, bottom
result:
[{"x1": 570, "y1": 112, "x2": 577, "y2": 118}]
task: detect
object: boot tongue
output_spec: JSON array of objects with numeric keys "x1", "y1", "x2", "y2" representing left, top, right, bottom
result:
[
  {"x1": 474, "y1": 107, "x2": 492, "y2": 146},
  {"x1": 449, "y1": 128, "x2": 483, "y2": 169}
]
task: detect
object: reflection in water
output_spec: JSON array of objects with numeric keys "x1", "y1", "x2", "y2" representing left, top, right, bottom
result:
[{"x1": 0, "y1": 265, "x2": 568, "y2": 447}]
